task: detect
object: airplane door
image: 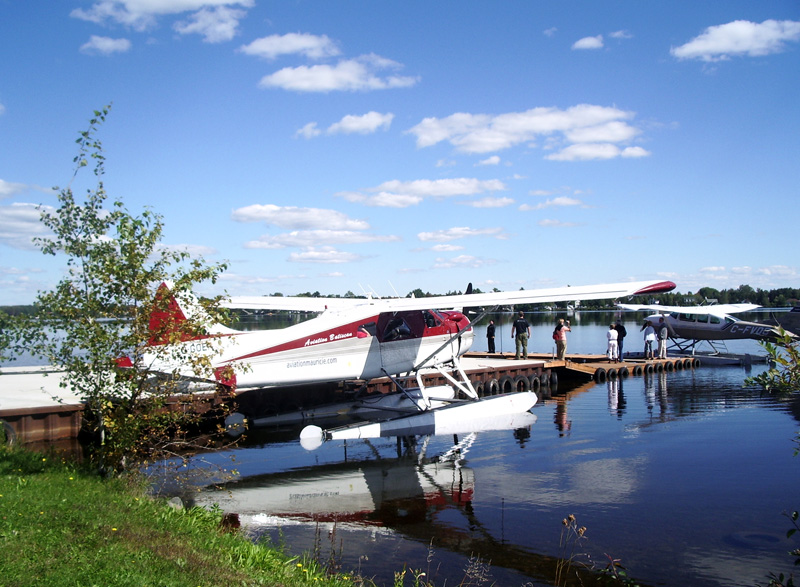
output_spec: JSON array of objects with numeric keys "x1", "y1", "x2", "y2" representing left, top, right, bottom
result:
[{"x1": 376, "y1": 311, "x2": 425, "y2": 375}]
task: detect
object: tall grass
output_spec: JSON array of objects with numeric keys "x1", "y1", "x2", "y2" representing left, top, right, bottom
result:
[{"x1": 0, "y1": 445, "x2": 353, "y2": 586}]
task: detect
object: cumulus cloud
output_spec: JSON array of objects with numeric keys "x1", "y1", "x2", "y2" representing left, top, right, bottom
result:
[
  {"x1": 258, "y1": 54, "x2": 419, "y2": 92},
  {"x1": 671, "y1": 19, "x2": 800, "y2": 62},
  {"x1": 0, "y1": 180, "x2": 29, "y2": 200},
  {"x1": 295, "y1": 122, "x2": 321, "y2": 139},
  {"x1": 572, "y1": 35, "x2": 603, "y2": 50},
  {"x1": 407, "y1": 104, "x2": 647, "y2": 160},
  {"x1": 610, "y1": 30, "x2": 633, "y2": 40},
  {"x1": 417, "y1": 226, "x2": 507, "y2": 242},
  {"x1": 288, "y1": 247, "x2": 363, "y2": 264},
  {"x1": 433, "y1": 255, "x2": 497, "y2": 269},
  {"x1": 338, "y1": 191, "x2": 423, "y2": 208},
  {"x1": 339, "y1": 177, "x2": 507, "y2": 208},
  {"x1": 80, "y1": 35, "x2": 132, "y2": 55},
  {"x1": 546, "y1": 143, "x2": 650, "y2": 161},
  {"x1": 71, "y1": 0, "x2": 253, "y2": 32},
  {"x1": 298, "y1": 112, "x2": 394, "y2": 138},
  {"x1": 0, "y1": 203, "x2": 53, "y2": 250},
  {"x1": 239, "y1": 33, "x2": 340, "y2": 60},
  {"x1": 430, "y1": 244, "x2": 464, "y2": 252},
  {"x1": 244, "y1": 230, "x2": 400, "y2": 249},
  {"x1": 173, "y1": 6, "x2": 246, "y2": 42},
  {"x1": 476, "y1": 155, "x2": 500, "y2": 166},
  {"x1": 461, "y1": 197, "x2": 515, "y2": 208},
  {"x1": 519, "y1": 196, "x2": 582, "y2": 211},
  {"x1": 327, "y1": 111, "x2": 394, "y2": 135},
  {"x1": 231, "y1": 204, "x2": 369, "y2": 230},
  {"x1": 538, "y1": 219, "x2": 578, "y2": 227}
]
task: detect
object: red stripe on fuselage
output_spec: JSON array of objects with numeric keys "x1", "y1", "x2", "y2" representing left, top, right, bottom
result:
[{"x1": 230, "y1": 315, "x2": 382, "y2": 362}]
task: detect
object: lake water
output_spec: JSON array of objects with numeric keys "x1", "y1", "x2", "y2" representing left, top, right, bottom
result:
[{"x1": 156, "y1": 311, "x2": 800, "y2": 587}]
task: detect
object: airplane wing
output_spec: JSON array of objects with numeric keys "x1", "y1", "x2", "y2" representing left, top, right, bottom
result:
[
  {"x1": 617, "y1": 302, "x2": 760, "y2": 317},
  {"x1": 224, "y1": 279, "x2": 676, "y2": 313}
]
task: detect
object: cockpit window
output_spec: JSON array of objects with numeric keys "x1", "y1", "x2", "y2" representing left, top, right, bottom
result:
[
  {"x1": 383, "y1": 317, "x2": 413, "y2": 341},
  {"x1": 423, "y1": 310, "x2": 440, "y2": 328}
]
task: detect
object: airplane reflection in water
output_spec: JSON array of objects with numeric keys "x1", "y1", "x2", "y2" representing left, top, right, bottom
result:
[
  {"x1": 190, "y1": 409, "x2": 604, "y2": 586},
  {"x1": 193, "y1": 408, "x2": 537, "y2": 527}
]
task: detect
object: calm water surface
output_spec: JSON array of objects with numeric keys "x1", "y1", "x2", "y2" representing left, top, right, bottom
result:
[{"x1": 162, "y1": 313, "x2": 800, "y2": 587}]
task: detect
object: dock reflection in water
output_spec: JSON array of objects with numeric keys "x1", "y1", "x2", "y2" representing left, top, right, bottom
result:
[{"x1": 176, "y1": 349, "x2": 800, "y2": 587}]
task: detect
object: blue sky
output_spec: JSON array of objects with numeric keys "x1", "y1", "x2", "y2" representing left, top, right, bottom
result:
[{"x1": 1, "y1": 1, "x2": 799, "y2": 305}]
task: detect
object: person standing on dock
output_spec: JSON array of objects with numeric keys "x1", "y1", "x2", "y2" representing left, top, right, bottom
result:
[
  {"x1": 607, "y1": 324, "x2": 619, "y2": 362},
  {"x1": 657, "y1": 317, "x2": 670, "y2": 359},
  {"x1": 511, "y1": 311, "x2": 530, "y2": 359},
  {"x1": 643, "y1": 320, "x2": 656, "y2": 359},
  {"x1": 615, "y1": 321, "x2": 627, "y2": 360},
  {"x1": 487, "y1": 320, "x2": 496, "y2": 353},
  {"x1": 554, "y1": 318, "x2": 571, "y2": 360}
]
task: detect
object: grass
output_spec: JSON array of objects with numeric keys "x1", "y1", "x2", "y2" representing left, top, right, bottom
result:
[{"x1": 0, "y1": 445, "x2": 355, "y2": 587}]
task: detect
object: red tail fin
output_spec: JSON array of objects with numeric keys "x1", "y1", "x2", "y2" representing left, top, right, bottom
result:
[{"x1": 148, "y1": 282, "x2": 204, "y2": 345}]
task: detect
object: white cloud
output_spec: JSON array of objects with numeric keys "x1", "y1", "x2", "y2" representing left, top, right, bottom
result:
[
  {"x1": 520, "y1": 196, "x2": 582, "y2": 211},
  {"x1": 476, "y1": 155, "x2": 500, "y2": 166},
  {"x1": 244, "y1": 230, "x2": 400, "y2": 249},
  {"x1": 71, "y1": 0, "x2": 253, "y2": 32},
  {"x1": 433, "y1": 255, "x2": 497, "y2": 269},
  {"x1": 375, "y1": 178, "x2": 506, "y2": 197},
  {"x1": 258, "y1": 54, "x2": 419, "y2": 92},
  {"x1": 339, "y1": 191, "x2": 423, "y2": 208},
  {"x1": 572, "y1": 35, "x2": 603, "y2": 50},
  {"x1": 671, "y1": 19, "x2": 800, "y2": 62},
  {"x1": 543, "y1": 27, "x2": 558, "y2": 37},
  {"x1": 173, "y1": 6, "x2": 246, "y2": 42},
  {"x1": 239, "y1": 33, "x2": 340, "y2": 60},
  {"x1": 621, "y1": 146, "x2": 650, "y2": 158},
  {"x1": 0, "y1": 180, "x2": 29, "y2": 200},
  {"x1": 294, "y1": 122, "x2": 321, "y2": 139},
  {"x1": 430, "y1": 244, "x2": 464, "y2": 252},
  {"x1": 288, "y1": 247, "x2": 363, "y2": 264},
  {"x1": 610, "y1": 30, "x2": 633, "y2": 40},
  {"x1": 407, "y1": 104, "x2": 644, "y2": 158},
  {"x1": 756, "y1": 265, "x2": 798, "y2": 278},
  {"x1": 80, "y1": 35, "x2": 132, "y2": 55},
  {"x1": 462, "y1": 197, "x2": 515, "y2": 208},
  {"x1": 339, "y1": 177, "x2": 506, "y2": 208},
  {"x1": 417, "y1": 226, "x2": 507, "y2": 242},
  {"x1": 546, "y1": 142, "x2": 650, "y2": 161},
  {"x1": 564, "y1": 121, "x2": 640, "y2": 144},
  {"x1": 0, "y1": 203, "x2": 53, "y2": 250},
  {"x1": 538, "y1": 219, "x2": 578, "y2": 227},
  {"x1": 231, "y1": 204, "x2": 369, "y2": 230},
  {"x1": 327, "y1": 111, "x2": 394, "y2": 135}
]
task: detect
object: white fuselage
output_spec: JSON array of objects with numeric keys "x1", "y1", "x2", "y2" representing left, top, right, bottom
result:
[
  {"x1": 143, "y1": 306, "x2": 474, "y2": 389},
  {"x1": 647, "y1": 311, "x2": 782, "y2": 341}
]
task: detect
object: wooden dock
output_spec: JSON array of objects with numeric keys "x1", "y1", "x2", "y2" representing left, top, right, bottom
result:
[
  {"x1": 0, "y1": 366, "x2": 83, "y2": 445},
  {"x1": 1, "y1": 353, "x2": 700, "y2": 445}
]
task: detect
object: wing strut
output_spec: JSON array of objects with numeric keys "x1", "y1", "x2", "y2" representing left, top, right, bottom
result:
[{"x1": 408, "y1": 305, "x2": 499, "y2": 403}]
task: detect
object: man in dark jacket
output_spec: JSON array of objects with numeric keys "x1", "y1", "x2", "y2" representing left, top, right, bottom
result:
[
  {"x1": 511, "y1": 312, "x2": 530, "y2": 359},
  {"x1": 615, "y1": 321, "x2": 627, "y2": 361}
]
